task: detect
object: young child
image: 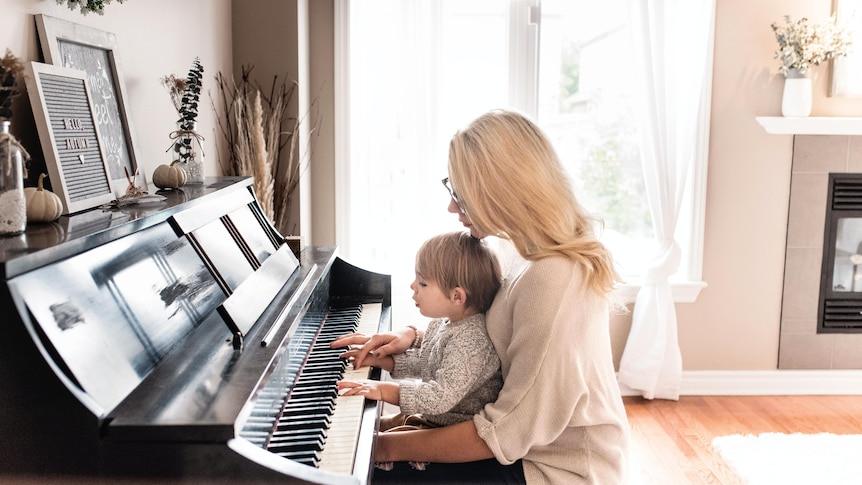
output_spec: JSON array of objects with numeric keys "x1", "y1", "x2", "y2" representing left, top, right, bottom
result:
[{"x1": 336, "y1": 231, "x2": 503, "y2": 469}]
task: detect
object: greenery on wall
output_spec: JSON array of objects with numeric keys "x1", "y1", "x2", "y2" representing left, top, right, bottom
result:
[{"x1": 55, "y1": 0, "x2": 126, "y2": 16}]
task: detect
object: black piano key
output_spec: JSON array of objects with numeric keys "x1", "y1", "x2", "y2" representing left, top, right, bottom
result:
[
  {"x1": 295, "y1": 370, "x2": 343, "y2": 380},
  {"x1": 294, "y1": 377, "x2": 342, "y2": 387},
  {"x1": 289, "y1": 388, "x2": 338, "y2": 399},
  {"x1": 274, "y1": 417, "x2": 330, "y2": 432},
  {"x1": 284, "y1": 398, "x2": 337, "y2": 412},
  {"x1": 278, "y1": 410, "x2": 331, "y2": 421},
  {"x1": 292, "y1": 379, "x2": 340, "y2": 391},
  {"x1": 275, "y1": 450, "x2": 321, "y2": 467},
  {"x1": 294, "y1": 376, "x2": 339, "y2": 383},
  {"x1": 307, "y1": 349, "x2": 345, "y2": 359},
  {"x1": 269, "y1": 431, "x2": 327, "y2": 444},
  {"x1": 268, "y1": 438, "x2": 325, "y2": 457},
  {"x1": 272, "y1": 426, "x2": 327, "y2": 440}
]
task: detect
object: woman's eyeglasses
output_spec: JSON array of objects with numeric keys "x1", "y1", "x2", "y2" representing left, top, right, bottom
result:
[{"x1": 442, "y1": 177, "x2": 467, "y2": 215}]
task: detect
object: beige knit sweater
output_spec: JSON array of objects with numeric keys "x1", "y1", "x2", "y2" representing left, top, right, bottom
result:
[{"x1": 473, "y1": 246, "x2": 631, "y2": 484}]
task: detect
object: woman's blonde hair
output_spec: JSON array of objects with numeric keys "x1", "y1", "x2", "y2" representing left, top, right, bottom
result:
[
  {"x1": 415, "y1": 231, "x2": 502, "y2": 313},
  {"x1": 447, "y1": 109, "x2": 620, "y2": 297}
]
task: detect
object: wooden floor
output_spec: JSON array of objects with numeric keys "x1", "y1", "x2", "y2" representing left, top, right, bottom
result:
[{"x1": 624, "y1": 395, "x2": 862, "y2": 484}]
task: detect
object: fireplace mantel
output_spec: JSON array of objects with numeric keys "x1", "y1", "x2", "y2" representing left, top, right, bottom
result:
[{"x1": 756, "y1": 116, "x2": 862, "y2": 135}]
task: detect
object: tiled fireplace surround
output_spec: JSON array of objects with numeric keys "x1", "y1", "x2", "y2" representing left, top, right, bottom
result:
[{"x1": 780, "y1": 134, "x2": 862, "y2": 369}]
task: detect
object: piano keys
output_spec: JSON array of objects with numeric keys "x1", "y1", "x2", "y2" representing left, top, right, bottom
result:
[
  {"x1": 0, "y1": 177, "x2": 390, "y2": 484},
  {"x1": 240, "y1": 303, "x2": 382, "y2": 472}
]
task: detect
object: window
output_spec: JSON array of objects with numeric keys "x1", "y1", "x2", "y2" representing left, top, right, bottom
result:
[
  {"x1": 535, "y1": 0, "x2": 654, "y2": 279},
  {"x1": 336, "y1": 0, "x2": 709, "y2": 323}
]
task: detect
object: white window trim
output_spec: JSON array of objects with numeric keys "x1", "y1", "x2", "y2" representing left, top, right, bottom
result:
[
  {"x1": 507, "y1": 0, "x2": 540, "y2": 115},
  {"x1": 615, "y1": 280, "x2": 707, "y2": 304},
  {"x1": 334, "y1": 0, "x2": 351, "y2": 253}
]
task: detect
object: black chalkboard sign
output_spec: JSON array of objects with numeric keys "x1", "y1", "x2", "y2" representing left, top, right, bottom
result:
[
  {"x1": 35, "y1": 14, "x2": 144, "y2": 195},
  {"x1": 25, "y1": 62, "x2": 115, "y2": 214}
]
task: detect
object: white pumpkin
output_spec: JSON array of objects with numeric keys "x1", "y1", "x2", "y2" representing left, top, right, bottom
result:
[
  {"x1": 25, "y1": 173, "x2": 63, "y2": 222},
  {"x1": 152, "y1": 161, "x2": 188, "y2": 189}
]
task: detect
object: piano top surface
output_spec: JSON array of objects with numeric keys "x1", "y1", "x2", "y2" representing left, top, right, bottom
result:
[{"x1": 0, "y1": 176, "x2": 254, "y2": 280}]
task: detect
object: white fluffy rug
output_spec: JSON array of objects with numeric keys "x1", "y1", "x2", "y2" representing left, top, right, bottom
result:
[{"x1": 711, "y1": 432, "x2": 862, "y2": 484}]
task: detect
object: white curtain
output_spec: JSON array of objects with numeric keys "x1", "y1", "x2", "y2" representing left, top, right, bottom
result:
[
  {"x1": 617, "y1": 0, "x2": 715, "y2": 400},
  {"x1": 344, "y1": 1, "x2": 511, "y2": 324}
]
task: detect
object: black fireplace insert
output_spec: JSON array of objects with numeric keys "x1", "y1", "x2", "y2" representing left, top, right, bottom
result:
[{"x1": 818, "y1": 173, "x2": 862, "y2": 333}]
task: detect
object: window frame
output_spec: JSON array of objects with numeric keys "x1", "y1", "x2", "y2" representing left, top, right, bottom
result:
[{"x1": 333, "y1": 0, "x2": 710, "y2": 304}]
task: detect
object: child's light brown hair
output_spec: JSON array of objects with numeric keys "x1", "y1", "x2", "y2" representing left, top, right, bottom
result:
[{"x1": 415, "y1": 231, "x2": 501, "y2": 313}]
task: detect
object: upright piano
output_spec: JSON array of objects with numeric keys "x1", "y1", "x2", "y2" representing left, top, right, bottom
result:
[{"x1": 0, "y1": 177, "x2": 390, "y2": 484}]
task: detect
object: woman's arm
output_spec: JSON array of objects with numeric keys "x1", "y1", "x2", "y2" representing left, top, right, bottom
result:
[
  {"x1": 375, "y1": 420, "x2": 494, "y2": 463},
  {"x1": 330, "y1": 326, "x2": 422, "y2": 369}
]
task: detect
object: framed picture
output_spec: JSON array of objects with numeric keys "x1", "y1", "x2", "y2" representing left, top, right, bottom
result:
[
  {"x1": 830, "y1": 0, "x2": 862, "y2": 97},
  {"x1": 25, "y1": 62, "x2": 115, "y2": 214},
  {"x1": 35, "y1": 14, "x2": 146, "y2": 193}
]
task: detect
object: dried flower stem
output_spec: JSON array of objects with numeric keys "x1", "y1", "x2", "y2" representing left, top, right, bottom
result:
[
  {"x1": 211, "y1": 66, "x2": 318, "y2": 235},
  {"x1": 0, "y1": 49, "x2": 25, "y2": 120},
  {"x1": 252, "y1": 91, "x2": 274, "y2": 219}
]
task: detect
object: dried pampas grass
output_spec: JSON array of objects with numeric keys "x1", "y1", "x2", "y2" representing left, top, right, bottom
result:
[{"x1": 213, "y1": 66, "x2": 313, "y2": 235}]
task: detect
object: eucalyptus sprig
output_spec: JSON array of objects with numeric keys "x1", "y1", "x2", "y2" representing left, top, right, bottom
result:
[
  {"x1": 179, "y1": 57, "x2": 204, "y2": 130},
  {"x1": 0, "y1": 49, "x2": 25, "y2": 121},
  {"x1": 162, "y1": 58, "x2": 204, "y2": 128},
  {"x1": 164, "y1": 58, "x2": 205, "y2": 166},
  {"x1": 55, "y1": 0, "x2": 126, "y2": 16}
]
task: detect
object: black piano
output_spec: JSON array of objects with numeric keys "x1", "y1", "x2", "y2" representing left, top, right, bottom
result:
[{"x1": 0, "y1": 176, "x2": 390, "y2": 484}]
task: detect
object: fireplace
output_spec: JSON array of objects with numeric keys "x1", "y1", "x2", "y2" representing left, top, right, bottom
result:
[
  {"x1": 818, "y1": 173, "x2": 862, "y2": 333},
  {"x1": 779, "y1": 134, "x2": 862, "y2": 369}
]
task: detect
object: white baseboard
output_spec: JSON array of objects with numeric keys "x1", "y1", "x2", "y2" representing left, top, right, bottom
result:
[{"x1": 619, "y1": 370, "x2": 862, "y2": 396}]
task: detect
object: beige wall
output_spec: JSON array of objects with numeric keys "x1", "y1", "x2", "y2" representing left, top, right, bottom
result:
[
  {"x1": 3, "y1": 0, "x2": 862, "y2": 372},
  {"x1": 0, "y1": 0, "x2": 232, "y2": 187},
  {"x1": 230, "y1": 0, "x2": 335, "y2": 246},
  {"x1": 674, "y1": 0, "x2": 862, "y2": 371}
]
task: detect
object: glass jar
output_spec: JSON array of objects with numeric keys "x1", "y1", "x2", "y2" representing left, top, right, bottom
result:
[
  {"x1": 0, "y1": 120, "x2": 26, "y2": 236},
  {"x1": 173, "y1": 121, "x2": 205, "y2": 184}
]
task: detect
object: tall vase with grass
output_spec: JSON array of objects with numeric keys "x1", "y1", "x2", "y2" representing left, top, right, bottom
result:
[
  {"x1": 163, "y1": 57, "x2": 205, "y2": 183},
  {"x1": 0, "y1": 50, "x2": 29, "y2": 236},
  {"x1": 771, "y1": 15, "x2": 852, "y2": 117},
  {"x1": 213, "y1": 65, "x2": 318, "y2": 238}
]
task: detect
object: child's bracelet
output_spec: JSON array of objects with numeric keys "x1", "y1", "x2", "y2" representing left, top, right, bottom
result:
[{"x1": 406, "y1": 325, "x2": 421, "y2": 349}]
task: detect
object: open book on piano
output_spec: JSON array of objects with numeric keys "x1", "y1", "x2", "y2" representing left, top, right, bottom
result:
[{"x1": 0, "y1": 177, "x2": 391, "y2": 484}]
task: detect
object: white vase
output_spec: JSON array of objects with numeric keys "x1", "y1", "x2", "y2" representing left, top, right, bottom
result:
[{"x1": 781, "y1": 69, "x2": 812, "y2": 117}]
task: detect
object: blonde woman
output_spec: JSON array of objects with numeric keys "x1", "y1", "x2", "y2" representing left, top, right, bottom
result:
[{"x1": 332, "y1": 109, "x2": 631, "y2": 484}]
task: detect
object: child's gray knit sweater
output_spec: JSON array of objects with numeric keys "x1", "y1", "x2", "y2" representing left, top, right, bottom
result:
[{"x1": 391, "y1": 313, "x2": 502, "y2": 427}]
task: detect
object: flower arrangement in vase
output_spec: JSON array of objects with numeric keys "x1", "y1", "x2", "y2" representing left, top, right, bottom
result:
[
  {"x1": 771, "y1": 15, "x2": 853, "y2": 117},
  {"x1": 772, "y1": 15, "x2": 853, "y2": 76},
  {"x1": 0, "y1": 49, "x2": 30, "y2": 235},
  {"x1": 162, "y1": 57, "x2": 205, "y2": 183}
]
